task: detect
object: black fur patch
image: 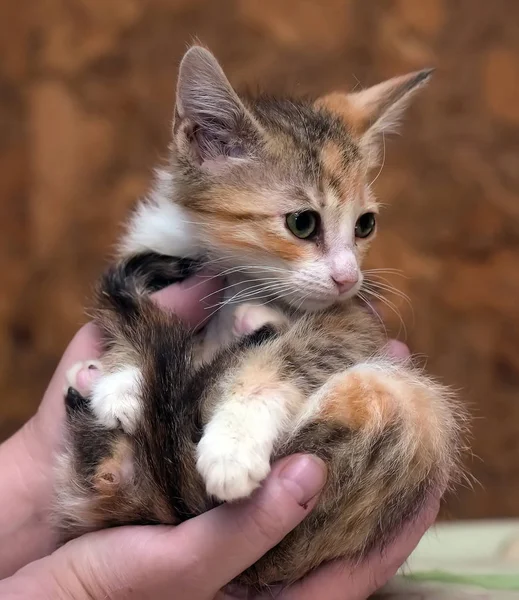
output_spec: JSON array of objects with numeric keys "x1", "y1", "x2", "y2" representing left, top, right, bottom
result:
[
  {"x1": 64, "y1": 387, "x2": 89, "y2": 416},
  {"x1": 238, "y1": 324, "x2": 279, "y2": 348},
  {"x1": 123, "y1": 252, "x2": 199, "y2": 292}
]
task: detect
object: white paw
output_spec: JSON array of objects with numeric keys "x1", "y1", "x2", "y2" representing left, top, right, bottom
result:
[
  {"x1": 89, "y1": 367, "x2": 142, "y2": 433},
  {"x1": 196, "y1": 432, "x2": 271, "y2": 502},
  {"x1": 232, "y1": 303, "x2": 285, "y2": 338},
  {"x1": 65, "y1": 360, "x2": 103, "y2": 397}
]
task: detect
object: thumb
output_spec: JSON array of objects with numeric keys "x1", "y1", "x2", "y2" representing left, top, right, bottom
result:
[
  {"x1": 92, "y1": 455, "x2": 326, "y2": 599},
  {"x1": 174, "y1": 454, "x2": 327, "y2": 595}
]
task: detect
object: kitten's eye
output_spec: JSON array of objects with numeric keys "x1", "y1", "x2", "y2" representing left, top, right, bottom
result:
[
  {"x1": 286, "y1": 211, "x2": 320, "y2": 240},
  {"x1": 355, "y1": 212, "x2": 376, "y2": 239}
]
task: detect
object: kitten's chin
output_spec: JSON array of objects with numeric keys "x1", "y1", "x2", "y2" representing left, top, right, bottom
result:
[
  {"x1": 283, "y1": 287, "x2": 361, "y2": 312},
  {"x1": 283, "y1": 295, "x2": 336, "y2": 312}
]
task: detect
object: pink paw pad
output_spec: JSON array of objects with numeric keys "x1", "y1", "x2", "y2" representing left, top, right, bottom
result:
[
  {"x1": 65, "y1": 360, "x2": 102, "y2": 397},
  {"x1": 232, "y1": 304, "x2": 283, "y2": 338},
  {"x1": 233, "y1": 310, "x2": 259, "y2": 337}
]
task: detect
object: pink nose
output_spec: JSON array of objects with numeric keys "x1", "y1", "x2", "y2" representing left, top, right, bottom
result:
[{"x1": 332, "y1": 277, "x2": 357, "y2": 294}]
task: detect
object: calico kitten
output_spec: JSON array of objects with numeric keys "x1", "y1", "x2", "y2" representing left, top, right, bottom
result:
[{"x1": 54, "y1": 46, "x2": 466, "y2": 589}]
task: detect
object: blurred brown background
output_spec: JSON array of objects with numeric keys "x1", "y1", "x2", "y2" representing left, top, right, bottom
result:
[{"x1": 1, "y1": 0, "x2": 518, "y2": 520}]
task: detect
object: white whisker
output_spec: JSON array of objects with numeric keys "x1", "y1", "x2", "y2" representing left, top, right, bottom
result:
[
  {"x1": 207, "y1": 283, "x2": 296, "y2": 309},
  {"x1": 230, "y1": 283, "x2": 294, "y2": 303},
  {"x1": 357, "y1": 291, "x2": 388, "y2": 339},
  {"x1": 368, "y1": 131, "x2": 386, "y2": 188},
  {"x1": 361, "y1": 287, "x2": 407, "y2": 340},
  {"x1": 363, "y1": 280, "x2": 412, "y2": 306},
  {"x1": 362, "y1": 278, "x2": 414, "y2": 326},
  {"x1": 199, "y1": 277, "x2": 283, "y2": 301},
  {"x1": 363, "y1": 268, "x2": 407, "y2": 278}
]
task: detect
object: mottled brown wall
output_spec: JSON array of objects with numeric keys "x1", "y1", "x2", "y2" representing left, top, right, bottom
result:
[{"x1": 1, "y1": 0, "x2": 518, "y2": 520}]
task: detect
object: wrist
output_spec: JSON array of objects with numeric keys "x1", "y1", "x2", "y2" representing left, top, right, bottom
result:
[{"x1": 0, "y1": 418, "x2": 57, "y2": 578}]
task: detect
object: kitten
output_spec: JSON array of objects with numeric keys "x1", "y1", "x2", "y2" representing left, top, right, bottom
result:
[{"x1": 54, "y1": 46, "x2": 466, "y2": 589}]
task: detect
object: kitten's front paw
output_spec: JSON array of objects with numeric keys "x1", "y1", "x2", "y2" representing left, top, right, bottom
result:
[
  {"x1": 90, "y1": 367, "x2": 142, "y2": 433},
  {"x1": 232, "y1": 303, "x2": 286, "y2": 338},
  {"x1": 196, "y1": 433, "x2": 271, "y2": 502}
]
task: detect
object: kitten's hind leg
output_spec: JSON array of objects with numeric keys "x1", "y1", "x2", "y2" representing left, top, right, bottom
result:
[
  {"x1": 66, "y1": 359, "x2": 144, "y2": 434},
  {"x1": 197, "y1": 357, "x2": 303, "y2": 502},
  {"x1": 89, "y1": 367, "x2": 143, "y2": 433},
  {"x1": 299, "y1": 361, "x2": 458, "y2": 485}
]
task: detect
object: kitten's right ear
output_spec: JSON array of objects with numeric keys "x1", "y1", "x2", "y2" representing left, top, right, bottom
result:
[{"x1": 174, "y1": 46, "x2": 261, "y2": 172}]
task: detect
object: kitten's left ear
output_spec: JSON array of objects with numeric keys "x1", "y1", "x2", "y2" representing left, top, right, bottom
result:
[{"x1": 315, "y1": 69, "x2": 433, "y2": 166}]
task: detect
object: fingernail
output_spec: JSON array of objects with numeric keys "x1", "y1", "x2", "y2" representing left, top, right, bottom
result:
[{"x1": 278, "y1": 455, "x2": 327, "y2": 506}]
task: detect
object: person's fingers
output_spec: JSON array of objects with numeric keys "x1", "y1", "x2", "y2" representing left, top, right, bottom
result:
[
  {"x1": 278, "y1": 496, "x2": 440, "y2": 600},
  {"x1": 4, "y1": 471, "x2": 438, "y2": 600},
  {"x1": 151, "y1": 273, "x2": 224, "y2": 329},
  {"x1": 179, "y1": 455, "x2": 327, "y2": 593},
  {"x1": 47, "y1": 455, "x2": 326, "y2": 600},
  {"x1": 35, "y1": 323, "x2": 102, "y2": 436},
  {"x1": 384, "y1": 339, "x2": 411, "y2": 360},
  {"x1": 139, "y1": 455, "x2": 327, "y2": 597}
]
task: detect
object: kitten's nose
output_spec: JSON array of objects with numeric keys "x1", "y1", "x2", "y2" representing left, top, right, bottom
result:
[{"x1": 331, "y1": 276, "x2": 358, "y2": 295}]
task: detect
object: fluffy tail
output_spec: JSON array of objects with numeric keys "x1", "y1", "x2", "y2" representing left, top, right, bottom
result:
[
  {"x1": 92, "y1": 253, "x2": 194, "y2": 341},
  {"x1": 92, "y1": 256, "x2": 211, "y2": 519},
  {"x1": 95, "y1": 251, "x2": 191, "y2": 314}
]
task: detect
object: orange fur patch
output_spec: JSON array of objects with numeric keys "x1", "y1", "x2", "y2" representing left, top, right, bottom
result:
[
  {"x1": 93, "y1": 436, "x2": 132, "y2": 495},
  {"x1": 212, "y1": 228, "x2": 305, "y2": 261},
  {"x1": 231, "y1": 356, "x2": 304, "y2": 415},
  {"x1": 190, "y1": 186, "x2": 308, "y2": 261},
  {"x1": 321, "y1": 141, "x2": 345, "y2": 175},
  {"x1": 321, "y1": 370, "x2": 395, "y2": 429},
  {"x1": 264, "y1": 231, "x2": 306, "y2": 261},
  {"x1": 196, "y1": 188, "x2": 277, "y2": 219},
  {"x1": 320, "y1": 141, "x2": 366, "y2": 204},
  {"x1": 315, "y1": 93, "x2": 368, "y2": 136}
]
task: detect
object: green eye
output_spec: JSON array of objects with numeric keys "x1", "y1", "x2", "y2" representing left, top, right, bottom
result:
[
  {"x1": 286, "y1": 211, "x2": 320, "y2": 240},
  {"x1": 355, "y1": 212, "x2": 376, "y2": 239}
]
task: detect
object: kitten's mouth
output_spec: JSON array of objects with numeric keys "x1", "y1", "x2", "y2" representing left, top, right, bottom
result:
[{"x1": 286, "y1": 281, "x2": 363, "y2": 311}]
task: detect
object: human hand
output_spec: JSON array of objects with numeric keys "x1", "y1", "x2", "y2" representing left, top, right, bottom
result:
[
  {"x1": 1, "y1": 453, "x2": 328, "y2": 599},
  {"x1": 0, "y1": 452, "x2": 437, "y2": 600}
]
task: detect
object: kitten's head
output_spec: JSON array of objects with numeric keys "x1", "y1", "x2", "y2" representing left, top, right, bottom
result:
[{"x1": 161, "y1": 47, "x2": 431, "y2": 310}]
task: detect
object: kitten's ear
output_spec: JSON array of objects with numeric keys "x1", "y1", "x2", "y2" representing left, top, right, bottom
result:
[
  {"x1": 174, "y1": 46, "x2": 261, "y2": 171},
  {"x1": 316, "y1": 69, "x2": 433, "y2": 166}
]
